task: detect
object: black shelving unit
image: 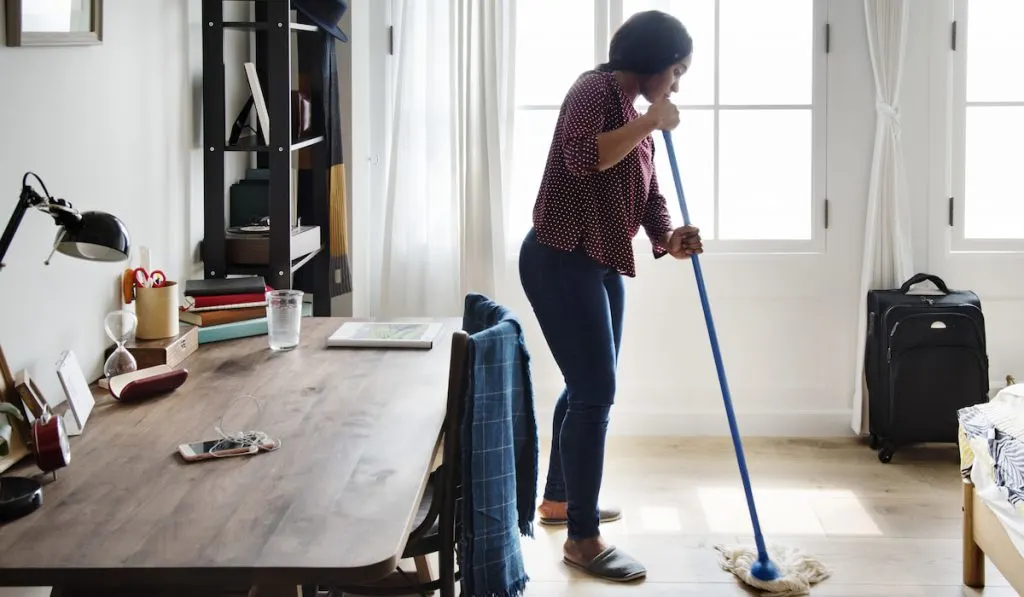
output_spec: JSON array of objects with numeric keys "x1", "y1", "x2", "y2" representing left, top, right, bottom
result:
[{"x1": 201, "y1": 0, "x2": 332, "y2": 316}]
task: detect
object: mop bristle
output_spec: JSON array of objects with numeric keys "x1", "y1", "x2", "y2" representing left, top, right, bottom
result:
[{"x1": 715, "y1": 544, "x2": 831, "y2": 597}]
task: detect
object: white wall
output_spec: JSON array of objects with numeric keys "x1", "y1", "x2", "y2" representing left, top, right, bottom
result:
[
  {"x1": 0, "y1": 1, "x2": 249, "y2": 404},
  {"x1": 349, "y1": 0, "x2": 391, "y2": 318},
  {"x1": 350, "y1": 0, "x2": 1024, "y2": 437}
]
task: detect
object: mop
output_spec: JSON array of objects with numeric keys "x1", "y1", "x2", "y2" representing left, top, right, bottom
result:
[{"x1": 660, "y1": 130, "x2": 832, "y2": 596}]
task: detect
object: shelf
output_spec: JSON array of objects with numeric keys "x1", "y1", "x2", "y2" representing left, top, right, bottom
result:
[
  {"x1": 224, "y1": 134, "x2": 325, "y2": 152},
  {"x1": 203, "y1": 0, "x2": 334, "y2": 318},
  {"x1": 225, "y1": 246, "x2": 323, "y2": 277},
  {"x1": 222, "y1": 21, "x2": 319, "y2": 32},
  {"x1": 223, "y1": 224, "x2": 322, "y2": 264}
]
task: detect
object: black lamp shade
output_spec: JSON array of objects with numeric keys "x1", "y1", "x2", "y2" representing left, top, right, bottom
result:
[{"x1": 55, "y1": 210, "x2": 130, "y2": 262}]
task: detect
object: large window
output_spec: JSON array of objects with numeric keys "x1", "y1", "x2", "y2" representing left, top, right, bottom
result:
[
  {"x1": 511, "y1": 0, "x2": 827, "y2": 253},
  {"x1": 951, "y1": 0, "x2": 1024, "y2": 251}
]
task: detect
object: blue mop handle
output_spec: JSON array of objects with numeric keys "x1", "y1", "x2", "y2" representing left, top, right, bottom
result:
[{"x1": 661, "y1": 130, "x2": 770, "y2": 564}]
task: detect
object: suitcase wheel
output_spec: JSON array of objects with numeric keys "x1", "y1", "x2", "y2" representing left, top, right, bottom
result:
[
  {"x1": 868, "y1": 433, "x2": 881, "y2": 450},
  {"x1": 877, "y1": 444, "x2": 895, "y2": 464}
]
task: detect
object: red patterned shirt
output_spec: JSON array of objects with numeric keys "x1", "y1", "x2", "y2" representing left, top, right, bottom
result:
[{"x1": 531, "y1": 70, "x2": 673, "y2": 278}]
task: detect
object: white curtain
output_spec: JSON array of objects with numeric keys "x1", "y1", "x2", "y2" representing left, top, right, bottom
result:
[
  {"x1": 457, "y1": 0, "x2": 516, "y2": 304},
  {"x1": 851, "y1": 0, "x2": 915, "y2": 434},
  {"x1": 374, "y1": 0, "x2": 516, "y2": 317}
]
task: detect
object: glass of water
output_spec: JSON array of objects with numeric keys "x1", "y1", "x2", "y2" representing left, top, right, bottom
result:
[{"x1": 266, "y1": 289, "x2": 304, "y2": 351}]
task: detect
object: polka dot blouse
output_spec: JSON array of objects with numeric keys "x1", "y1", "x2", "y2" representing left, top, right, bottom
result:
[{"x1": 530, "y1": 69, "x2": 673, "y2": 278}]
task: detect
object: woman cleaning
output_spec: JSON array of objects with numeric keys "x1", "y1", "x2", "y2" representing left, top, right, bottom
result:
[{"x1": 518, "y1": 10, "x2": 701, "y2": 583}]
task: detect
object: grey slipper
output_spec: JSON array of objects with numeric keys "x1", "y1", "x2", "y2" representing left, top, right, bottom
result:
[
  {"x1": 562, "y1": 545, "x2": 647, "y2": 582},
  {"x1": 539, "y1": 506, "x2": 622, "y2": 526}
]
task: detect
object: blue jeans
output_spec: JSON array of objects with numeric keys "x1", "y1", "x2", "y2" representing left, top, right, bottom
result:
[{"x1": 518, "y1": 228, "x2": 624, "y2": 540}]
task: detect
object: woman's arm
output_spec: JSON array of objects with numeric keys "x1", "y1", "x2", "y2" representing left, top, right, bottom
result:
[
  {"x1": 642, "y1": 165, "x2": 674, "y2": 257},
  {"x1": 562, "y1": 74, "x2": 658, "y2": 176},
  {"x1": 595, "y1": 114, "x2": 659, "y2": 172},
  {"x1": 646, "y1": 155, "x2": 704, "y2": 259},
  {"x1": 561, "y1": 75, "x2": 679, "y2": 176},
  {"x1": 643, "y1": 158, "x2": 703, "y2": 259}
]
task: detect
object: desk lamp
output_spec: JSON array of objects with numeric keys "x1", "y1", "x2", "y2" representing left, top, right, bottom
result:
[
  {"x1": 0, "y1": 171, "x2": 131, "y2": 270},
  {"x1": 0, "y1": 171, "x2": 130, "y2": 523}
]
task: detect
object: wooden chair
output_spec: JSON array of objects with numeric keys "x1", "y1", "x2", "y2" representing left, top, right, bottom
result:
[{"x1": 327, "y1": 330, "x2": 469, "y2": 597}]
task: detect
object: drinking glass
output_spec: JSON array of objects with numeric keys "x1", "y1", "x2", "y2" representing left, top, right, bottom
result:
[{"x1": 266, "y1": 289, "x2": 303, "y2": 351}]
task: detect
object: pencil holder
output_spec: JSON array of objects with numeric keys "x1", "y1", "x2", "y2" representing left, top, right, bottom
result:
[{"x1": 135, "y1": 281, "x2": 179, "y2": 340}]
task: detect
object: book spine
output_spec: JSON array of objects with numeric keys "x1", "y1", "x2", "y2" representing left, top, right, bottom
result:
[
  {"x1": 198, "y1": 318, "x2": 268, "y2": 344},
  {"x1": 191, "y1": 291, "x2": 268, "y2": 308},
  {"x1": 184, "y1": 281, "x2": 269, "y2": 298},
  {"x1": 196, "y1": 302, "x2": 311, "y2": 345},
  {"x1": 186, "y1": 301, "x2": 267, "y2": 313},
  {"x1": 182, "y1": 306, "x2": 266, "y2": 326}
]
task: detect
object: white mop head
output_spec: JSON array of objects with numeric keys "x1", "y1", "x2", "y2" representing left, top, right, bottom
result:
[{"x1": 715, "y1": 544, "x2": 831, "y2": 596}]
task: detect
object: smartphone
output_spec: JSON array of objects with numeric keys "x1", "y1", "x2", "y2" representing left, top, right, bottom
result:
[{"x1": 177, "y1": 438, "x2": 258, "y2": 462}]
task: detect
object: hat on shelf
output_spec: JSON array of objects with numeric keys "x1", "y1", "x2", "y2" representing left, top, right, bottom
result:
[{"x1": 292, "y1": 0, "x2": 349, "y2": 43}]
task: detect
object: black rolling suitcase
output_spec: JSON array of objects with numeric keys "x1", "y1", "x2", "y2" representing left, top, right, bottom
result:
[{"x1": 864, "y1": 273, "x2": 989, "y2": 463}]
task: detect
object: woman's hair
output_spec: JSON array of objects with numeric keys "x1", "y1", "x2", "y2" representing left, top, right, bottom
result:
[{"x1": 597, "y1": 10, "x2": 692, "y2": 75}]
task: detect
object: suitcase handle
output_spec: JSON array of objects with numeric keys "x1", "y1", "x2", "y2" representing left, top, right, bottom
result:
[{"x1": 899, "y1": 273, "x2": 950, "y2": 294}]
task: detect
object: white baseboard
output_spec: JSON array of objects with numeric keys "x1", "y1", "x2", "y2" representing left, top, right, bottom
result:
[
  {"x1": 532, "y1": 405, "x2": 855, "y2": 438},
  {"x1": 605, "y1": 409, "x2": 856, "y2": 437},
  {"x1": 529, "y1": 381, "x2": 856, "y2": 438}
]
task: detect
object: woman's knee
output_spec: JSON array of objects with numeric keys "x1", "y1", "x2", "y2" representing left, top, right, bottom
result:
[{"x1": 569, "y1": 371, "x2": 617, "y2": 410}]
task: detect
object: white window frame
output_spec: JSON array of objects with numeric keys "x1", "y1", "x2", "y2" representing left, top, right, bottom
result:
[
  {"x1": 948, "y1": 0, "x2": 1024, "y2": 254},
  {"x1": 512, "y1": 0, "x2": 830, "y2": 255}
]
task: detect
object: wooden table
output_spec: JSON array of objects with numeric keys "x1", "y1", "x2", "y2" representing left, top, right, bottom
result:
[{"x1": 0, "y1": 317, "x2": 457, "y2": 591}]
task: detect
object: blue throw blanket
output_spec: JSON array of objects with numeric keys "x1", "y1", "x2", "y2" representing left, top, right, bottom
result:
[{"x1": 459, "y1": 293, "x2": 539, "y2": 597}]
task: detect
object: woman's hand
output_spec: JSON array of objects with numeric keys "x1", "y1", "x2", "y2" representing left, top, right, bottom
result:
[
  {"x1": 646, "y1": 98, "x2": 680, "y2": 131},
  {"x1": 662, "y1": 225, "x2": 703, "y2": 259}
]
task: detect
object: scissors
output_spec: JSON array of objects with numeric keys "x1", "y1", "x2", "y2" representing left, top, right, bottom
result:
[{"x1": 133, "y1": 267, "x2": 167, "y2": 289}]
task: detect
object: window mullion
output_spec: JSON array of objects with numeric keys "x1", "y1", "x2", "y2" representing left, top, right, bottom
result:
[
  {"x1": 713, "y1": 0, "x2": 721, "y2": 238},
  {"x1": 597, "y1": 0, "x2": 612, "y2": 64},
  {"x1": 609, "y1": 0, "x2": 623, "y2": 38},
  {"x1": 951, "y1": 0, "x2": 967, "y2": 245}
]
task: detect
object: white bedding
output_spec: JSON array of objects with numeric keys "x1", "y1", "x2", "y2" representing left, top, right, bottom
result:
[
  {"x1": 965, "y1": 433, "x2": 1024, "y2": 558},
  {"x1": 958, "y1": 384, "x2": 1024, "y2": 558}
]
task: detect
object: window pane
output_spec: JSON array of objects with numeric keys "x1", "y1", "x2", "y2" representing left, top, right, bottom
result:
[
  {"x1": 622, "y1": 0, "x2": 715, "y2": 106},
  {"x1": 964, "y1": 106, "x2": 1024, "y2": 239},
  {"x1": 966, "y1": 0, "x2": 1024, "y2": 102},
  {"x1": 510, "y1": 109, "x2": 559, "y2": 242},
  {"x1": 718, "y1": 110, "x2": 812, "y2": 240},
  {"x1": 719, "y1": 0, "x2": 813, "y2": 105},
  {"x1": 515, "y1": 0, "x2": 595, "y2": 106},
  {"x1": 650, "y1": 109, "x2": 716, "y2": 237}
]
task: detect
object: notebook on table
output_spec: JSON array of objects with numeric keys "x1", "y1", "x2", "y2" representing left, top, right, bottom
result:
[{"x1": 326, "y1": 322, "x2": 443, "y2": 350}]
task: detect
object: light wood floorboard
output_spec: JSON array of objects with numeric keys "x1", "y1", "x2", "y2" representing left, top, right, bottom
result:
[
  {"x1": 3, "y1": 438, "x2": 1016, "y2": 596},
  {"x1": 518, "y1": 438, "x2": 1014, "y2": 595}
]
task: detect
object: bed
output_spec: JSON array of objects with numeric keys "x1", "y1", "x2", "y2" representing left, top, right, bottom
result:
[{"x1": 959, "y1": 379, "x2": 1024, "y2": 593}]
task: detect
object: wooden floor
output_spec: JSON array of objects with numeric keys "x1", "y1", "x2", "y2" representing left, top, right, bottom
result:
[
  {"x1": 1, "y1": 438, "x2": 1017, "y2": 596},
  {"x1": 515, "y1": 437, "x2": 1016, "y2": 596}
]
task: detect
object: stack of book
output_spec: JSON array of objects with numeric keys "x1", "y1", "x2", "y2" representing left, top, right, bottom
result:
[{"x1": 181, "y1": 276, "x2": 271, "y2": 344}]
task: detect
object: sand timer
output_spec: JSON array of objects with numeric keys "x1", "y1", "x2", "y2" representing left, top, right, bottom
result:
[{"x1": 104, "y1": 310, "x2": 138, "y2": 379}]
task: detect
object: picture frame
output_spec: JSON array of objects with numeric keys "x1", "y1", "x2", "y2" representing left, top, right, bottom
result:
[
  {"x1": 243, "y1": 62, "x2": 272, "y2": 144},
  {"x1": 0, "y1": 345, "x2": 30, "y2": 474},
  {"x1": 55, "y1": 350, "x2": 94, "y2": 436},
  {"x1": 4, "y1": 0, "x2": 103, "y2": 47}
]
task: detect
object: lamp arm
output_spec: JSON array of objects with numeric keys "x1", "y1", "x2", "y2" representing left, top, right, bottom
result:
[
  {"x1": 0, "y1": 173, "x2": 64, "y2": 271},
  {"x1": 0, "y1": 187, "x2": 41, "y2": 271}
]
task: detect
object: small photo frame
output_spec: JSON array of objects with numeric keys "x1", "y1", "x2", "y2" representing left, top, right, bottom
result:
[
  {"x1": 55, "y1": 350, "x2": 94, "y2": 436},
  {"x1": 243, "y1": 62, "x2": 271, "y2": 144}
]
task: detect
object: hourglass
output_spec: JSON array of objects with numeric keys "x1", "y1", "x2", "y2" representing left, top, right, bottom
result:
[{"x1": 104, "y1": 310, "x2": 138, "y2": 379}]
